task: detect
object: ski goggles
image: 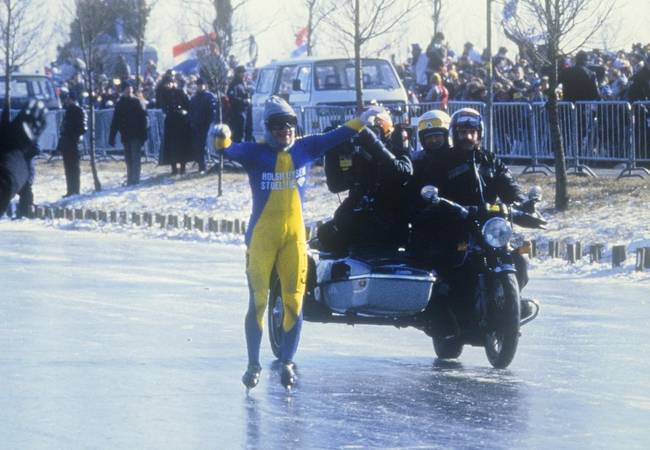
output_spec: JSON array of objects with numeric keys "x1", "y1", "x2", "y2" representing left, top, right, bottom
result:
[
  {"x1": 453, "y1": 115, "x2": 482, "y2": 130},
  {"x1": 267, "y1": 115, "x2": 298, "y2": 131}
]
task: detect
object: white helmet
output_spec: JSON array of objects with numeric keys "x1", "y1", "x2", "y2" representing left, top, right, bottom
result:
[{"x1": 417, "y1": 110, "x2": 451, "y2": 150}]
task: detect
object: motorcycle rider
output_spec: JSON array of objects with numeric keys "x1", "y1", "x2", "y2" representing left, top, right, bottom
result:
[
  {"x1": 318, "y1": 105, "x2": 413, "y2": 256},
  {"x1": 409, "y1": 108, "x2": 531, "y2": 333},
  {"x1": 210, "y1": 96, "x2": 366, "y2": 390}
]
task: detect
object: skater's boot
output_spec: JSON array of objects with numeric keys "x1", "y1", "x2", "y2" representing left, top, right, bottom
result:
[
  {"x1": 280, "y1": 361, "x2": 297, "y2": 389},
  {"x1": 242, "y1": 363, "x2": 262, "y2": 389}
]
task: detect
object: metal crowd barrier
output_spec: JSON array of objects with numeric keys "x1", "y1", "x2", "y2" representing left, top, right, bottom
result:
[
  {"x1": 26, "y1": 108, "x2": 165, "y2": 160},
  {"x1": 18, "y1": 100, "x2": 650, "y2": 176}
]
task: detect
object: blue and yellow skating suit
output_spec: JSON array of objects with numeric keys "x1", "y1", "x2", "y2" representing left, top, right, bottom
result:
[{"x1": 221, "y1": 120, "x2": 363, "y2": 365}]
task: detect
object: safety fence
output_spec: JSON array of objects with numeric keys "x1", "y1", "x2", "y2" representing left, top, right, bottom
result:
[
  {"x1": 296, "y1": 100, "x2": 650, "y2": 176},
  {"x1": 21, "y1": 100, "x2": 650, "y2": 175},
  {"x1": 16, "y1": 108, "x2": 166, "y2": 160}
]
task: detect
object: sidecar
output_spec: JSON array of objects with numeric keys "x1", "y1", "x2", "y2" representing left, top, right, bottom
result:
[
  {"x1": 267, "y1": 250, "x2": 438, "y2": 358},
  {"x1": 315, "y1": 255, "x2": 436, "y2": 316}
]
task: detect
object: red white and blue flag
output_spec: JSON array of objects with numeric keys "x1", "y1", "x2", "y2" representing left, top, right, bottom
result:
[
  {"x1": 291, "y1": 27, "x2": 309, "y2": 58},
  {"x1": 172, "y1": 33, "x2": 217, "y2": 73}
]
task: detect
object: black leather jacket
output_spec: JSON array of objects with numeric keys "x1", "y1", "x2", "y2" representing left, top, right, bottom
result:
[{"x1": 411, "y1": 147, "x2": 524, "y2": 208}]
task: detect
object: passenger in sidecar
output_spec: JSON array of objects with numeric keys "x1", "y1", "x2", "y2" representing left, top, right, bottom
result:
[{"x1": 317, "y1": 105, "x2": 413, "y2": 258}]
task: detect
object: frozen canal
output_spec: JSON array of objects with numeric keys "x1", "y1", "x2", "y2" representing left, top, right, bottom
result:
[{"x1": 1, "y1": 223, "x2": 649, "y2": 449}]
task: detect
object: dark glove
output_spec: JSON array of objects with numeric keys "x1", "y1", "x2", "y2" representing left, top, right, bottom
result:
[
  {"x1": 356, "y1": 127, "x2": 395, "y2": 164},
  {"x1": 108, "y1": 138, "x2": 116, "y2": 147},
  {"x1": 9, "y1": 100, "x2": 47, "y2": 153}
]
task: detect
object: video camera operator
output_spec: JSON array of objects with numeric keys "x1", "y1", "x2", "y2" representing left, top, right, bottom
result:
[
  {"x1": 318, "y1": 106, "x2": 413, "y2": 256},
  {"x1": 0, "y1": 100, "x2": 46, "y2": 215}
]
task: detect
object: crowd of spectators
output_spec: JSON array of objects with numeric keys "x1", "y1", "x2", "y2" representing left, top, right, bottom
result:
[{"x1": 397, "y1": 32, "x2": 650, "y2": 104}]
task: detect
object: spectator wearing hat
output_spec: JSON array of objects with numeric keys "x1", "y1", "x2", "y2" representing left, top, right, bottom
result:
[
  {"x1": 157, "y1": 72, "x2": 192, "y2": 175},
  {"x1": 109, "y1": 81, "x2": 149, "y2": 185},
  {"x1": 227, "y1": 65, "x2": 251, "y2": 143},
  {"x1": 57, "y1": 90, "x2": 87, "y2": 197},
  {"x1": 189, "y1": 78, "x2": 217, "y2": 172}
]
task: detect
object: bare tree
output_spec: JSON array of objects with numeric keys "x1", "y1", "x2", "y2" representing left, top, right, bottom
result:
[
  {"x1": 502, "y1": 0, "x2": 615, "y2": 211},
  {"x1": 72, "y1": 0, "x2": 114, "y2": 192},
  {"x1": 184, "y1": 0, "x2": 247, "y2": 93},
  {"x1": 431, "y1": 0, "x2": 442, "y2": 36},
  {"x1": 118, "y1": 0, "x2": 157, "y2": 90},
  {"x1": 303, "y1": 0, "x2": 335, "y2": 56},
  {"x1": 323, "y1": 0, "x2": 422, "y2": 110},
  {"x1": 0, "y1": 0, "x2": 44, "y2": 119}
]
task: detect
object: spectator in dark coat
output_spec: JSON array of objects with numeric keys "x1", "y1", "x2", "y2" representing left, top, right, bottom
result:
[
  {"x1": 626, "y1": 63, "x2": 650, "y2": 101},
  {"x1": 109, "y1": 81, "x2": 149, "y2": 185},
  {"x1": 58, "y1": 91, "x2": 87, "y2": 197},
  {"x1": 157, "y1": 75, "x2": 191, "y2": 175},
  {"x1": 559, "y1": 51, "x2": 601, "y2": 101},
  {"x1": 226, "y1": 65, "x2": 251, "y2": 142},
  {"x1": 188, "y1": 78, "x2": 217, "y2": 172}
]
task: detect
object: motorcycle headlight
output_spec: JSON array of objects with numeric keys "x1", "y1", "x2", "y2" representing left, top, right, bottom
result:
[{"x1": 482, "y1": 217, "x2": 512, "y2": 248}]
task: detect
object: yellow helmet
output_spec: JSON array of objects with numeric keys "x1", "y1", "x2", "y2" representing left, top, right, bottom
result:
[{"x1": 417, "y1": 109, "x2": 451, "y2": 143}]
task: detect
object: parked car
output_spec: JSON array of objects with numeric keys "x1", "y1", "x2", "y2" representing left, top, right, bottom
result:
[
  {"x1": 251, "y1": 57, "x2": 408, "y2": 140},
  {"x1": 0, "y1": 73, "x2": 61, "y2": 110}
]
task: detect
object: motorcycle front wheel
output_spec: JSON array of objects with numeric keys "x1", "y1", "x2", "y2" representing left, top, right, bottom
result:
[
  {"x1": 267, "y1": 270, "x2": 283, "y2": 359},
  {"x1": 484, "y1": 273, "x2": 520, "y2": 369}
]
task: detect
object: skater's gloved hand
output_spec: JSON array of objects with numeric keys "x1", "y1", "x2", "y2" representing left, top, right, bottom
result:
[
  {"x1": 211, "y1": 123, "x2": 232, "y2": 151},
  {"x1": 359, "y1": 108, "x2": 377, "y2": 128}
]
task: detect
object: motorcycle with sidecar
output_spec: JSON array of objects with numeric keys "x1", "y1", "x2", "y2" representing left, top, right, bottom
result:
[{"x1": 267, "y1": 186, "x2": 546, "y2": 369}]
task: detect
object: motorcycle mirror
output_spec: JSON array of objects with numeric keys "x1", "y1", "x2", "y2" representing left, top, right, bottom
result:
[
  {"x1": 528, "y1": 185, "x2": 543, "y2": 202},
  {"x1": 420, "y1": 185, "x2": 439, "y2": 204}
]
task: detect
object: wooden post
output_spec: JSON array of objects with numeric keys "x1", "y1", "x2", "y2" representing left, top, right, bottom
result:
[
  {"x1": 167, "y1": 214, "x2": 178, "y2": 228},
  {"x1": 208, "y1": 218, "x2": 218, "y2": 232},
  {"x1": 636, "y1": 248, "x2": 646, "y2": 271},
  {"x1": 589, "y1": 244, "x2": 604, "y2": 263},
  {"x1": 155, "y1": 213, "x2": 166, "y2": 228},
  {"x1": 143, "y1": 212, "x2": 153, "y2": 227},
  {"x1": 220, "y1": 219, "x2": 228, "y2": 233},
  {"x1": 612, "y1": 245, "x2": 626, "y2": 268},
  {"x1": 575, "y1": 241, "x2": 582, "y2": 260},
  {"x1": 131, "y1": 212, "x2": 141, "y2": 226},
  {"x1": 567, "y1": 243, "x2": 577, "y2": 264},
  {"x1": 183, "y1": 215, "x2": 192, "y2": 230}
]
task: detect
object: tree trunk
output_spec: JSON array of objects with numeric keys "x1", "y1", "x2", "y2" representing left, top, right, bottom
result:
[
  {"x1": 354, "y1": 0, "x2": 363, "y2": 111},
  {"x1": 307, "y1": 3, "x2": 313, "y2": 56},
  {"x1": 547, "y1": 47, "x2": 568, "y2": 211},
  {"x1": 87, "y1": 75, "x2": 102, "y2": 192}
]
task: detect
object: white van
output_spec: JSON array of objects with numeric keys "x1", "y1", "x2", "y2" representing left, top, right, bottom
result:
[{"x1": 251, "y1": 57, "x2": 408, "y2": 140}]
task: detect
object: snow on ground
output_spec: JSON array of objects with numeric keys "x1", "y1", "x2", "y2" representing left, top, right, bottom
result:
[{"x1": 3, "y1": 157, "x2": 650, "y2": 283}]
